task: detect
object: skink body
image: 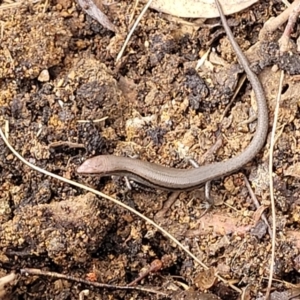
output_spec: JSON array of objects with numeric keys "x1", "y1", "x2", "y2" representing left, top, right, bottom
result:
[{"x1": 77, "y1": 0, "x2": 268, "y2": 191}]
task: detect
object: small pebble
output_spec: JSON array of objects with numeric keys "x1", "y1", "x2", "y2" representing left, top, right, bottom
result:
[{"x1": 38, "y1": 69, "x2": 50, "y2": 82}]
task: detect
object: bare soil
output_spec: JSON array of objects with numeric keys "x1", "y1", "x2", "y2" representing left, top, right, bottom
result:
[{"x1": 1, "y1": 0, "x2": 300, "y2": 299}]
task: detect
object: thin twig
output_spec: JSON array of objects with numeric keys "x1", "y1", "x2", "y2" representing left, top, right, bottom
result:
[
  {"x1": 116, "y1": 0, "x2": 154, "y2": 62},
  {"x1": 278, "y1": 2, "x2": 300, "y2": 52},
  {"x1": 265, "y1": 70, "x2": 285, "y2": 299},
  {"x1": 260, "y1": 0, "x2": 300, "y2": 37},
  {"x1": 77, "y1": 117, "x2": 108, "y2": 123},
  {"x1": 243, "y1": 174, "x2": 272, "y2": 237},
  {"x1": 154, "y1": 191, "x2": 180, "y2": 221},
  {"x1": 0, "y1": 123, "x2": 241, "y2": 294},
  {"x1": 220, "y1": 74, "x2": 246, "y2": 123},
  {"x1": 20, "y1": 268, "x2": 167, "y2": 296},
  {"x1": 129, "y1": 0, "x2": 140, "y2": 24}
]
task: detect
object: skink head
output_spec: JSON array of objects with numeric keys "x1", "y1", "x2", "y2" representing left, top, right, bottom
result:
[{"x1": 77, "y1": 157, "x2": 106, "y2": 174}]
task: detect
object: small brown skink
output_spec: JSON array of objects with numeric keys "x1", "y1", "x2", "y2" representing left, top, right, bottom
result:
[{"x1": 77, "y1": 0, "x2": 268, "y2": 191}]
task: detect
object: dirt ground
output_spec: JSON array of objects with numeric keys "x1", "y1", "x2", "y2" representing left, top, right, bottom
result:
[{"x1": 1, "y1": 0, "x2": 300, "y2": 299}]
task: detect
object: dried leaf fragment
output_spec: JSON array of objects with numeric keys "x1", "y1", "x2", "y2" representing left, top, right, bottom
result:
[
  {"x1": 77, "y1": 0, "x2": 117, "y2": 32},
  {"x1": 194, "y1": 267, "x2": 217, "y2": 290},
  {"x1": 146, "y1": 0, "x2": 258, "y2": 18}
]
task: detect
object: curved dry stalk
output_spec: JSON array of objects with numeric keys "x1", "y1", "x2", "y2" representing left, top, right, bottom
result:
[{"x1": 265, "y1": 70, "x2": 285, "y2": 299}]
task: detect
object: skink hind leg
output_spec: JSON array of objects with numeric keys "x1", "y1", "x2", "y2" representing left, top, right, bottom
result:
[{"x1": 188, "y1": 158, "x2": 214, "y2": 207}]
